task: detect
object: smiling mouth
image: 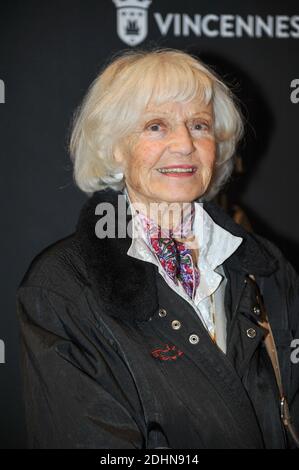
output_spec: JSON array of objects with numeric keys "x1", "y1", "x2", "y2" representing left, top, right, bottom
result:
[{"x1": 157, "y1": 166, "x2": 197, "y2": 174}]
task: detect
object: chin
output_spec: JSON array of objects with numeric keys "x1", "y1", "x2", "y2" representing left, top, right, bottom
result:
[
  {"x1": 156, "y1": 189, "x2": 202, "y2": 204},
  {"x1": 155, "y1": 179, "x2": 206, "y2": 202}
]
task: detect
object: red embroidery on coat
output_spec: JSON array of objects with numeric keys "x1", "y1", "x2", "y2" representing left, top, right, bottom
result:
[{"x1": 151, "y1": 344, "x2": 184, "y2": 361}]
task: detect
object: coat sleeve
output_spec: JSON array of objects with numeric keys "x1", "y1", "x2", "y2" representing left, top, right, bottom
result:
[
  {"x1": 279, "y1": 245, "x2": 299, "y2": 442},
  {"x1": 16, "y1": 285, "x2": 145, "y2": 449},
  {"x1": 254, "y1": 234, "x2": 299, "y2": 445}
]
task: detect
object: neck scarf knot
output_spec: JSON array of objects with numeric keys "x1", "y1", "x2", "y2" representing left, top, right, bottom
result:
[{"x1": 136, "y1": 205, "x2": 200, "y2": 299}]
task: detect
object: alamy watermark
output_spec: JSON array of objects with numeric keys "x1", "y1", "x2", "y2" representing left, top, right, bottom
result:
[
  {"x1": 94, "y1": 195, "x2": 203, "y2": 249},
  {"x1": 290, "y1": 79, "x2": 299, "y2": 103},
  {"x1": 291, "y1": 339, "x2": 299, "y2": 364},
  {"x1": 0, "y1": 79, "x2": 5, "y2": 104},
  {"x1": 0, "y1": 339, "x2": 5, "y2": 364}
]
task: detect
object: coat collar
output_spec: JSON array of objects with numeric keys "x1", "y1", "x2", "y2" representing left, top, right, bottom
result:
[{"x1": 75, "y1": 188, "x2": 278, "y2": 322}]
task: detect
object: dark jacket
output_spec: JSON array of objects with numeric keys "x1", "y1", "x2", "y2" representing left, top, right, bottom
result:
[{"x1": 16, "y1": 188, "x2": 299, "y2": 449}]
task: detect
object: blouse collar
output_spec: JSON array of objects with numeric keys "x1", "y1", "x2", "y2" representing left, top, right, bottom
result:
[{"x1": 123, "y1": 186, "x2": 243, "y2": 303}]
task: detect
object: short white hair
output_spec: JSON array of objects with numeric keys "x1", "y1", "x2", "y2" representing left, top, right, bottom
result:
[{"x1": 69, "y1": 48, "x2": 244, "y2": 201}]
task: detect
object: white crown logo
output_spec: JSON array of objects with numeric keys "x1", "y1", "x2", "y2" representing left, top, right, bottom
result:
[
  {"x1": 113, "y1": 0, "x2": 152, "y2": 9},
  {"x1": 112, "y1": 0, "x2": 152, "y2": 46}
]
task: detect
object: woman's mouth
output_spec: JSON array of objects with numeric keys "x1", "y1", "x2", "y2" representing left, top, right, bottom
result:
[{"x1": 157, "y1": 165, "x2": 197, "y2": 177}]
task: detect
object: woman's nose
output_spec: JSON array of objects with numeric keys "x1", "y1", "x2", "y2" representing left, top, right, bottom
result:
[{"x1": 168, "y1": 124, "x2": 195, "y2": 156}]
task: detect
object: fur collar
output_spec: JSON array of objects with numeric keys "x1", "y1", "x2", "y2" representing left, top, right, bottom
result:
[{"x1": 75, "y1": 188, "x2": 278, "y2": 322}]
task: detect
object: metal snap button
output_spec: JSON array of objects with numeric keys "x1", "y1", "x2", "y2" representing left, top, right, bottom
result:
[
  {"x1": 171, "y1": 320, "x2": 181, "y2": 330},
  {"x1": 189, "y1": 334, "x2": 199, "y2": 345},
  {"x1": 158, "y1": 308, "x2": 167, "y2": 318},
  {"x1": 246, "y1": 328, "x2": 257, "y2": 339},
  {"x1": 253, "y1": 306, "x2": 261, "y2": 316}
]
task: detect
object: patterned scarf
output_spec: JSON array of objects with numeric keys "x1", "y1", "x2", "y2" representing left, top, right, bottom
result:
[{"x1": 136, "y1": 205, "x2": 200, "y2": 299}]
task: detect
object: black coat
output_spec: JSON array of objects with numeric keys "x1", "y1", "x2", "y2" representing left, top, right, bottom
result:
[{"x1": 16, "y1": 189, "x2": 299, "y2": 449}]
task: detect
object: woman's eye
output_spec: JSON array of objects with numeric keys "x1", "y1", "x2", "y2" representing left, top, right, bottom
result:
[
  {"x1": 193, "y1": 122, "x2": 209, "y2": 131},
  {"x1": 147, "y1": 122, "x2": 163, "y2": 132}
]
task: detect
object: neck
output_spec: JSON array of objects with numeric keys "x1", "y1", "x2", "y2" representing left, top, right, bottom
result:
[{"x1": 124, "y1": 185, "x2": 195, "y2": 236}]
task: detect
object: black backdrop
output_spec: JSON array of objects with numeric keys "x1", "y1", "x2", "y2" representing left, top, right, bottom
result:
[{"x1": 0, "y1": 0, "x2": 298, "y2": 449}]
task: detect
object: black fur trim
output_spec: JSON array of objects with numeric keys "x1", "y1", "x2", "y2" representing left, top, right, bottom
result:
[{"x1": 75, "y1": 188, "x2": 278, "y2": 322}]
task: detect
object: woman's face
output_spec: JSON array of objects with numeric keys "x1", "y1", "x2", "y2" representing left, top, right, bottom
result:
[{"x1": 114, "y1": 97, "x2": 216, "y2": 206}]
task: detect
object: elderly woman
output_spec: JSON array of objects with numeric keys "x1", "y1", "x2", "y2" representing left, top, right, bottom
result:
[{"x1": 17, "y1": 48, "x2": 299, "y2": 449}]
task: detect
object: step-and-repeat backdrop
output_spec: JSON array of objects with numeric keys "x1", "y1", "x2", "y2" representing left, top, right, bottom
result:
[{"x1": 0, "y1": 0, "x2": 298, "y2": 448}]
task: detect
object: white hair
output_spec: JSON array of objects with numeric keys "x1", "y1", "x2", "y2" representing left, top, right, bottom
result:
[{"x1": 69, "y1": 47, "x2": 244, "y2": 201}]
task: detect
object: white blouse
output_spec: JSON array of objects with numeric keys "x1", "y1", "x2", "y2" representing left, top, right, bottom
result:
[{"x1": 123, "y1": 188, "x2": 243, "y2": 354}]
